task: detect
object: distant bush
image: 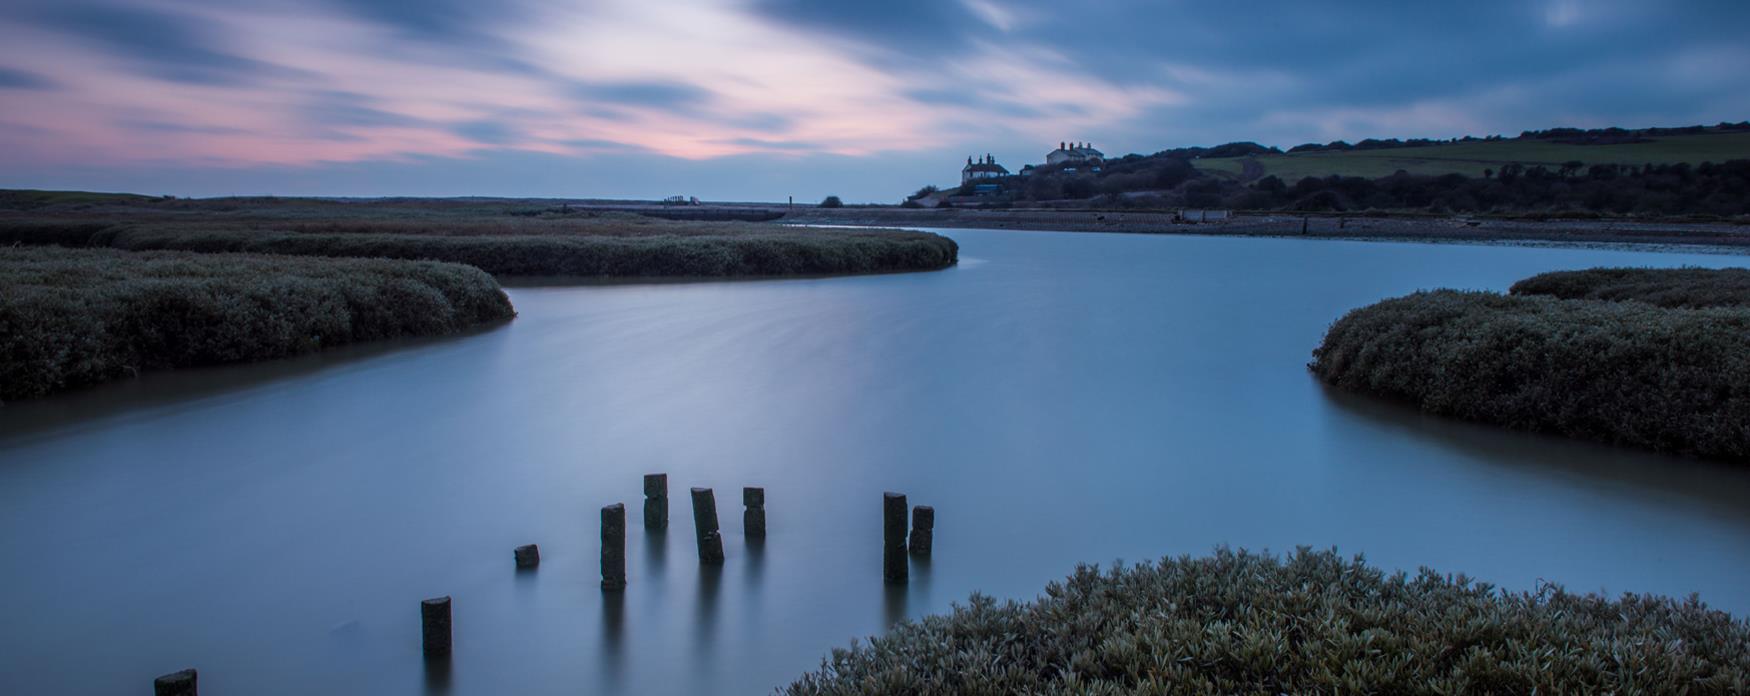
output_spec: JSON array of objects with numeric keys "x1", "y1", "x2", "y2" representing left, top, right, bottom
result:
[
  {"x1": 0, "y1": 247, "x2": 514, "y2": 401},
  {"x1": 0, "y1": 220, "x2": 959, "y2": 278},
  {"x1": 819, "y1": 195, "x2": 844, "y2": 208},
  {"x1": 1310, "y1": 288, "x2": 1750, "y2": 460},
  {"x1": 786, "y1": 548, "x2": 1750, "y2": 694},
  {"x1": 1511, "y1": 267, "x2": 1750, "y2": 308}
]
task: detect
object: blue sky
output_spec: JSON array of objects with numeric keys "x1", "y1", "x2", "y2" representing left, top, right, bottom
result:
[{"x1": 0, "y1": 0, "x2": 1745, "y2": 201}]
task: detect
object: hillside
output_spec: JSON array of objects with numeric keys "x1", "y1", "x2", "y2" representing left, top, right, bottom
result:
[{"x1": 1194, "y1": 131, "x2": 1750, "y2": 182}]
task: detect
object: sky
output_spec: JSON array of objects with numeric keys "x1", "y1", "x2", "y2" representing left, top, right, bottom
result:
[{"x1": 0, "y1": 0, "x2": 1746, "y2": 202}]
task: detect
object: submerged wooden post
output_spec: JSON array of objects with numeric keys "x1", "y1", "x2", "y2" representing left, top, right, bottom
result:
[
  {"x1": 153, "y1": 668, "x2": 197, "y2": 696},
  {"x1": 883, "y1": 492, "x2": 908, "y2": 584},
  {"x1": 909, "y1": 505, "x2": 933, "y2": 557},
  {"x1": 601, "y1": 503, "x2": 627, "y2": 590},
  {"x1": 691, "y1": 487, "x2": 725, "y2": 564},
  {"x1": 743, "y1": 486, "x2": 766, "y2": 538},
  {"x1": 421, "y1": 596, "x2": 452, "y2": 659},
  {"x1": 643, "y1": 473, "x2": 668, "y2": 530},
  {"x1": 514, "y1": 544, "x2": 540, "y2": 569}
]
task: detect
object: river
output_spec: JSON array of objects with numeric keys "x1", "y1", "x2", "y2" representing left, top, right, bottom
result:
[{"x1": 2, "y1": 229, "x2": 1748, "y2": 694}]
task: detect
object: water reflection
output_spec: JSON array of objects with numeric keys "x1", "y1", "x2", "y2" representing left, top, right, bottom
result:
[
  {"x1": 599, "y1": 589, "x2": 625, "y2": 691},
  {"x1": 3, "y1": 230, "x2": 1750, "y2": 695},
  {"x1": 882, "y1": 581, "x2": 908, "y2": 628},
  {"x1": 1320, "y1": 384, "x2": 1750, "y2": 525},
  {"x1": 643, "y1": 528, "x2": 668, "y2": 578},
  {"x1": 694, "y1": 563, "x2": 724, "y2": 651},
  {"x1": 422, "y1": 655, "x2": 451, "y2": 695}
]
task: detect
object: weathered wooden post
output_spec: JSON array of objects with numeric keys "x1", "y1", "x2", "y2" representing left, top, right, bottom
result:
[
  {"x1": 601, "y1": 503, "x2": 627, "y2": 590},
  {"x1": 743, "y1": 486, "x2": 766, "y2": 538},
  {"x1": 909, "y1": 505, "x2": 933, "y2": 557},
  {"x1": 153, "y1": 668, "x2": 197, "y2": 696},
  {"x1": 691, "y1": 487, "x2": 725, "y2": 564},
  {"x1": 643, "y1": 473, "x2": 668, "y2": 530},
  {"x1": 883, "y1": 492, "x2": 908, "y2": 584},
  {"x1": 421, "y1": 596, "x2": 452, "y2": 659},
  {"x1": 514, "y1": 544, "x2": 540, "y2": 569},
  {"x1": 1300, "y1": 217, "x2": 1309, "y2": 234}
]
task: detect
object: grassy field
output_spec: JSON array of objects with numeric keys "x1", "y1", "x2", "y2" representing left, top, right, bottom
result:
[
  {"x1": 1310, "y1": 271, "x2": 1750, "y2": 460},
  {"x1": 0, "y1": 192, "x2": 959, "y2": 278},
  {"x1": 0, "y1": 246, "x2": 514, "y2": 401},
  {"x1": 786, "y1": 548, "x2": 1750, "y2": 694},
  {"x1": 1195, "y1": 132, "x2": 1750, "y2": 181}
]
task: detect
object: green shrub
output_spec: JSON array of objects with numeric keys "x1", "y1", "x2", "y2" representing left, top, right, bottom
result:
[
  {"x1": 1511, "y1": 267, "x2": 1750, "y2": 308},
  {"x1": 1309, "y1": 289, "x2": 1750, "y2": 459},
  {"x1": 786, "y1": 548, "x2": 1750, "y2": 694},
  {"x1": 0, "y1": 247, "x2": 514, "y2": 402}
]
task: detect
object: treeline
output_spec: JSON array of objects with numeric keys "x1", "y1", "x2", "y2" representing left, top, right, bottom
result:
[
  {"x1": 1236, "y1": 160, "x2": 1750, "y2": 216},
  {"x1": 1521, "y1": 121, "x2": 1750, "y2": 144},
  {"x1": 969, "y1": 158, "x2": 1750, "y2": 216}
]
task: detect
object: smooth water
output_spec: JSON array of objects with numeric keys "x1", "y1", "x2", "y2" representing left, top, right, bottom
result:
[{"x1": 3, "y1": 230, "x2": 1749, "y2": 695}]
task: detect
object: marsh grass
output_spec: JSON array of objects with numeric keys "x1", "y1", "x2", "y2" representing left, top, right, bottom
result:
[
  {"x1": 0, "y1": 246, "x2": 514, "y2": 401},
  {"x1": 786, "y1": 548, "x2": 1750, "y2": 694},
  {"x1": 1310, "y1": 280, "x2": 1750, "y2": 460}
]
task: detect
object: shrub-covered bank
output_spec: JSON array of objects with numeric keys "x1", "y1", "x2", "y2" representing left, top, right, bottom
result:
[
  {"x1": 1310, "y1": 272, "x2": 1750, "y2": 460},
  {"x1": 0, "y1": 197, "x2": 959, "y2": 279},
  {"x1": 0, "y1": 247, "x2": 514, "y2": 402},
  {"x1": 1511, "y1": 267, "x2": 1750, "y2": 308},
  {"x1": 97, "y1": 226, "x2": 957, "y2": 278},
  {"x1": 786, "y1": 548, "x2": 1750, "y2": 694}
]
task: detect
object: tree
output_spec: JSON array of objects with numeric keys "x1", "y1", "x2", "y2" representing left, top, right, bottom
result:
[
  {"x1": 909, "y1": 185, "x2": 939, "y2": 201},
  {"x1": 819, "y1": 195, "x2": 843, "y2": 208}
]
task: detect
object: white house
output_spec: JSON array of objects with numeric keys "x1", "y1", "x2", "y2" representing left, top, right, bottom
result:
[
  {"x1": 1045, "y1": 141, "x2": 1105, "y2": 170},
  {"x1": 961, "y1": 154, "x2": 1009, "y2": 183}
]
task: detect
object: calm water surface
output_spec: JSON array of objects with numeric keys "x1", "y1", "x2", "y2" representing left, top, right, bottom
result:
[{"x1": 3, "y1": 230, "x2": 1749, "y2": 694}]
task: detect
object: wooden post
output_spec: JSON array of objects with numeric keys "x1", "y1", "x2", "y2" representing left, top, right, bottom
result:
[
  {"x1": 601, "y1": 503, "x2": 627, "y2": 590},
  {"x1": 643, "y1": 473, "x2": 668, "y2": 530},
  {"x1": 909, "y1": 505, "x2": 933, "y2": 557},
  {"x1": 883, "y1": 492, "x2": 908, "y2": 584},
  {"x1": 421, "y1": 596, "x2": 452, "y2": 659},
  {"x1": 154, "y1": 669, "x2": 197, "y2": 696},
  {"x1": 514, "y1": 544, "x2": 540, "y2": 569},
  {"x1": 691, "y1": 488, "x2": 725, "y2": 564},
  {"x1": 743, "y1": 487, "x2": 766, "y2": 538},
  {"x1": 1301, "y1": 217, "x2": 1309, "y2": 234}
]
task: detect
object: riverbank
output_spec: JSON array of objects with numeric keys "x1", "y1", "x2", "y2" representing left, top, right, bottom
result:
[
  {"x1": 0, "y1": 246, "x2": 514, "y2": 402},
  {"x1": 0, "y1": 192, "x2": 959, "y2": 278},
  {"x1": 1311, "y1": 268, "x2": 1750, "y2": 461},
  {"x1": 784, "y1": 207, "x2": 1750, "y2": 252},
  {"x1": 786, "y1": 547, "x2": 1750, "y2": 694}
]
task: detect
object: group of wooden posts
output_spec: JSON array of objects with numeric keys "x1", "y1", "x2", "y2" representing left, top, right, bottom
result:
[{"x1": 152, "y1": 477, "x2": 933, "y2": 694}]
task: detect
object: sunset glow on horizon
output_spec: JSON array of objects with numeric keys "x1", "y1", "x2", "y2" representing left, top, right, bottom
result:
[{"x1": 1, "y1": 0, "x2": 1746, "y2": 199}]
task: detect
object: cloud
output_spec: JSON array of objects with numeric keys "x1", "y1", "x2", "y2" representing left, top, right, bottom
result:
[
  {"x1": 30, "y1": 3, "x2": 307, "y2": 85},
  {"x1": 0, "y1": 0, "x2": 1746, "y2": 200},
  {"x1": 0, "y1": 66, "x2": 51, "y2": 89}
]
